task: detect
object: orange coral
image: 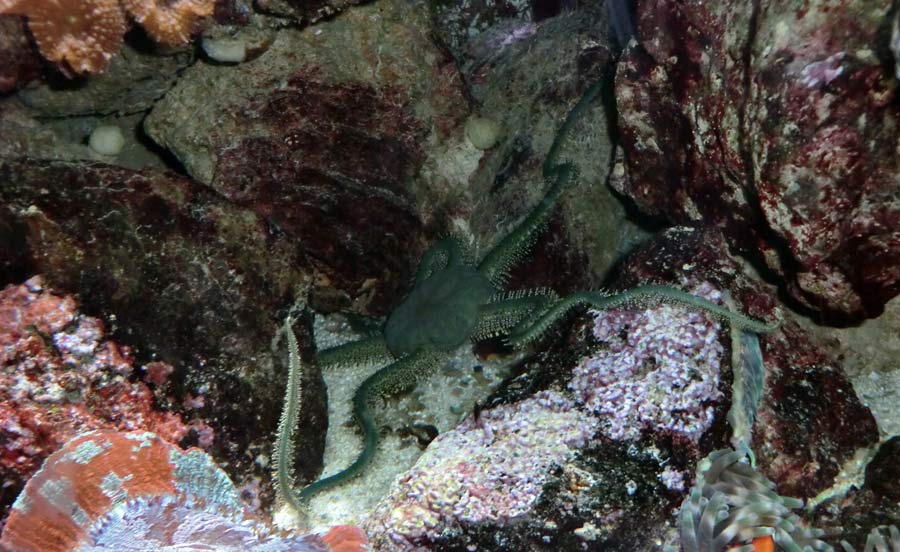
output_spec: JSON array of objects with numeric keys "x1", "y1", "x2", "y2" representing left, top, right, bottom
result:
[
  {"x1": 0, "y1": 0, "x2": 127, "y2": 75},
  {"x1": 0, "y1": 0, "x2": 213, "y2": 75},
  {"x1": 121, "y1": 0, "x2": 214, "y2": 46},
  {"x1": 0, "y1": 430, "x2": 370, "y2": 552},
  {"x1": 0, "y1": 431, "x2": 180, "y2": 552}
]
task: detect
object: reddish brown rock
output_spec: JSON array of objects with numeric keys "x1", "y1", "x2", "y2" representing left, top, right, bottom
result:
[
  {"x1": 0, "y1": 276, "x2": 196, "y2": 522},
  {"x1": 0, "y1": 16, "x2": 42, "y2": 93},
  {"x1": 753, "y1": 323, "x2": 879, "y2": 498},
  {"x1": 614, "y1": 0, "x2": 900, "y2": 322},
  {"x1": 617, "y1": 227, "x2": 878, "y2": 498},
  {"x1": 0, "y1": 159, "x2": 329, "y2": 519},
  {"x1": 210, "y1": 68, "x2": 426, "y2": 314},
  {"x1": 748, "y1": 1, "x2": 899, "y2": 321}
]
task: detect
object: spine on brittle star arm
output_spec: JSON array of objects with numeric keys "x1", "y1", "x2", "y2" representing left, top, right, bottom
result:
[
  {"x1": 273, "y1": 316, "x2": 306, "y2": 516},
  {"x1": 317, "y1": 336, "x2": 393, "y2": 369},
  {"x1": 478, "y1": 78, "x2": 606, "y2": 287},
  {"x1": 507, "y1": 285, "x2": 779, "y2": 348},
  {"x1": 542, "y1": 78, "x2": 606, "y2": 178},
  {"x1": 471, "y1": 288, "x2": 560, "y2": 341},
  {"x1": 296, "y1": 349, "x2": 447, "y2": 503}
]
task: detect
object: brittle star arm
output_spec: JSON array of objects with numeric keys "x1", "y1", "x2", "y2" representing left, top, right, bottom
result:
[
  {"x1": 477, "y1": 78, "x2": 606, "y2": 288},
  {"x1": 505, "y1": 285, "x2": 780, "y2": 348},
  {"x1": 317, "y1": 335, "x2": 394, "y2": 369},
  {"x1": 471, "y1": 288, "x2": 560, "y2": 341},
  {"x1": 296, "y1": 347, "x2": 450, "y2": 503}
]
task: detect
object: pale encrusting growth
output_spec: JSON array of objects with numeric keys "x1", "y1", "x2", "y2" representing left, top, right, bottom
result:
[
  {"x1": 569, "y1": 282, "x2": 727, "y2": 442},
  {"x1": 363, "y1": 390, "x2": 598, "y2": 550}
]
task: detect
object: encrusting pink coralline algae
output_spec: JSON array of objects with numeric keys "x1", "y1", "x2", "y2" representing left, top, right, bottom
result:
[
  {"x1": 0, "y1": 430, "x2": 369, "y2": 552},
  {"x1": 569, "y1": 282, "x2": 726, "y2": 443},
  {"x1": 0, "y1": 276, "x2": 211, "y2": 497},
  {"x1": 363, "y1": 390, "x2": 598, "y2": 550},
  {"x1": 363, "y1": 282, "x2": 731, "y2": 549}
]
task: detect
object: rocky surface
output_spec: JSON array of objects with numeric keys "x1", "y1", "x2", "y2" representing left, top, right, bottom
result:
[
  {"x1": 616, "y1": 227, "x2": 879, "y2": 498},
  {"x1": 460, "y1": 6, "x2": 635, "y2": 290},
  {"x1": 0, "y1": 0, "x2": 896, "y2": 549},
  {"x1": 0, "y1": 160, "x2": 329, "y2": 522},
  {"x1": 0, "y1": 277, "x2": 202, "y2": 523},
  {"x1": 17, "y1": 44, "x2": 192, "y2": 117},
  {"x1": 254, "y1": 0, "x2": 371, "y2": 24},
  {"x1": 0, "y1": 16, "x2": 41, "y2": 93},
  {"x1": 361, "y1": 226, "x2": 878, "y2": 550},
  {"x1": 812, "y1": 435, "x2": 900, "y2": 549},
  {"x1": 614, "y1": 0, "x2": 900, "y2": 322}
]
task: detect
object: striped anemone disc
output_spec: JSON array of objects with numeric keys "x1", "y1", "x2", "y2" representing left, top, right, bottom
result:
[{"x1": 0, "y1": 430, "x2": 369, "y2": 552}]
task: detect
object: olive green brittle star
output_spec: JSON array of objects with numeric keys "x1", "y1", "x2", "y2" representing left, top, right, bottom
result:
[{"x1": 274, "y1": 79, "x2": 778, "y2": 511}]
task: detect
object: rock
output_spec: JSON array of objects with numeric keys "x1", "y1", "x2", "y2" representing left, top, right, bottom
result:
[
  {"x1": 617, "y1": 227, "x2": 879, "y2": 498},
  {"x1": 363, "y1": 225, "x2": 878, "y2": 550},
  {"x1": 254, "y1": 0, "x2": 370, "y2": 24},
  {"x1": 17, "y1": 43, "x2": 192, "y2": 117},
  {"x1": 614, "y1": 0, "x2": 900, "y2": 322},
  {"x1": 864, "y1": 435, "x2": 900, "y2": 502},
  {"x1": 811, "y1": 435, "x2": 900, "y2": 549},
  {"x1": 460, "y1": 6, "x2": 635, "y2": 291},
  {"x1": 0, "y1": 16, "x2": 41, "y2": 93},
  {"x1": 429, "y1": 0, "x2": 534, "y2": 64},
  {"x1": 0, "y1": 159, "x2": 329, "y2": 521},
  {"x1": 143, "y1": 1, "x2": 446, "y2": 186},
  {"x1": 0, "y1": 277, "x2": 198, "y2": 520},
  {"x1": 143, "y1": 1, "x2": 452, "y2": 315}
]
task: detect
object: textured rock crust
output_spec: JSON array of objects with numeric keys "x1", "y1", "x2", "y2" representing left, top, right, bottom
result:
[
  {"x1": 0, "y1": 160, "x2": 329, "y2": 522},
  {"x1": 615, "y1": 0, "x2": 900, "y2": 322},
  {"x1": 618, "y1": 227, "x2": 879, "y2": 498},
  {"x1": 363, "y1": 227, "x2": 878, "y2": 550},
  {"x1": 0, "y1": 16, "x2": 42, "y2": 92}
]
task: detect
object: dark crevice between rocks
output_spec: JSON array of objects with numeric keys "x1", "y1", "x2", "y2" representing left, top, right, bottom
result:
[
  {"x1": 732, "y1": 0, "x2": 849, "y2": 326},
  {"x1": 598, "y1": 49, "x2": 670, "y2": 281},
  {"x1": 133, "y1": 115, "x2": 191, "y2": 176},
  {"x1": 0, "y1": 212, "x2": 32, "y2": 288},
  {"x1": 874, "y1": 2, "x2": 900, "y2": 79}
]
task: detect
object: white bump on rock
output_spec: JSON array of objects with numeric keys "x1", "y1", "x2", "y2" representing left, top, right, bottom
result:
[
  {"x1": 202, "y1": 37, "x2": 248, "y2": 64},
  {"x1": 88, "y1": 125, "x2": 125, "y2": 156},
  {"x1": 464, "y1": 116, "x2": 504, "y2": 150}
]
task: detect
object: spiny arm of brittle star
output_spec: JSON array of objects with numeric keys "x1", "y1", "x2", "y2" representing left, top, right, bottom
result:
[
  {"x1": 317, "y1": 335, "x2": 393, "y2": 369},
  {"x1": 477, "y1": 78, "x2": 606, "y2": 288},
  {"x1": 273, "y1": 316, "x2": 306, "y2": 518},
  {"x1": 505, "y1": 285, "x2": 779, "y2": 348},
  {"x1": 471, "y1": 288, "x2": 560, "y2": 342},
  {"x1": 296, "y1": 348, "x2": 449, "y2": 503}
]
